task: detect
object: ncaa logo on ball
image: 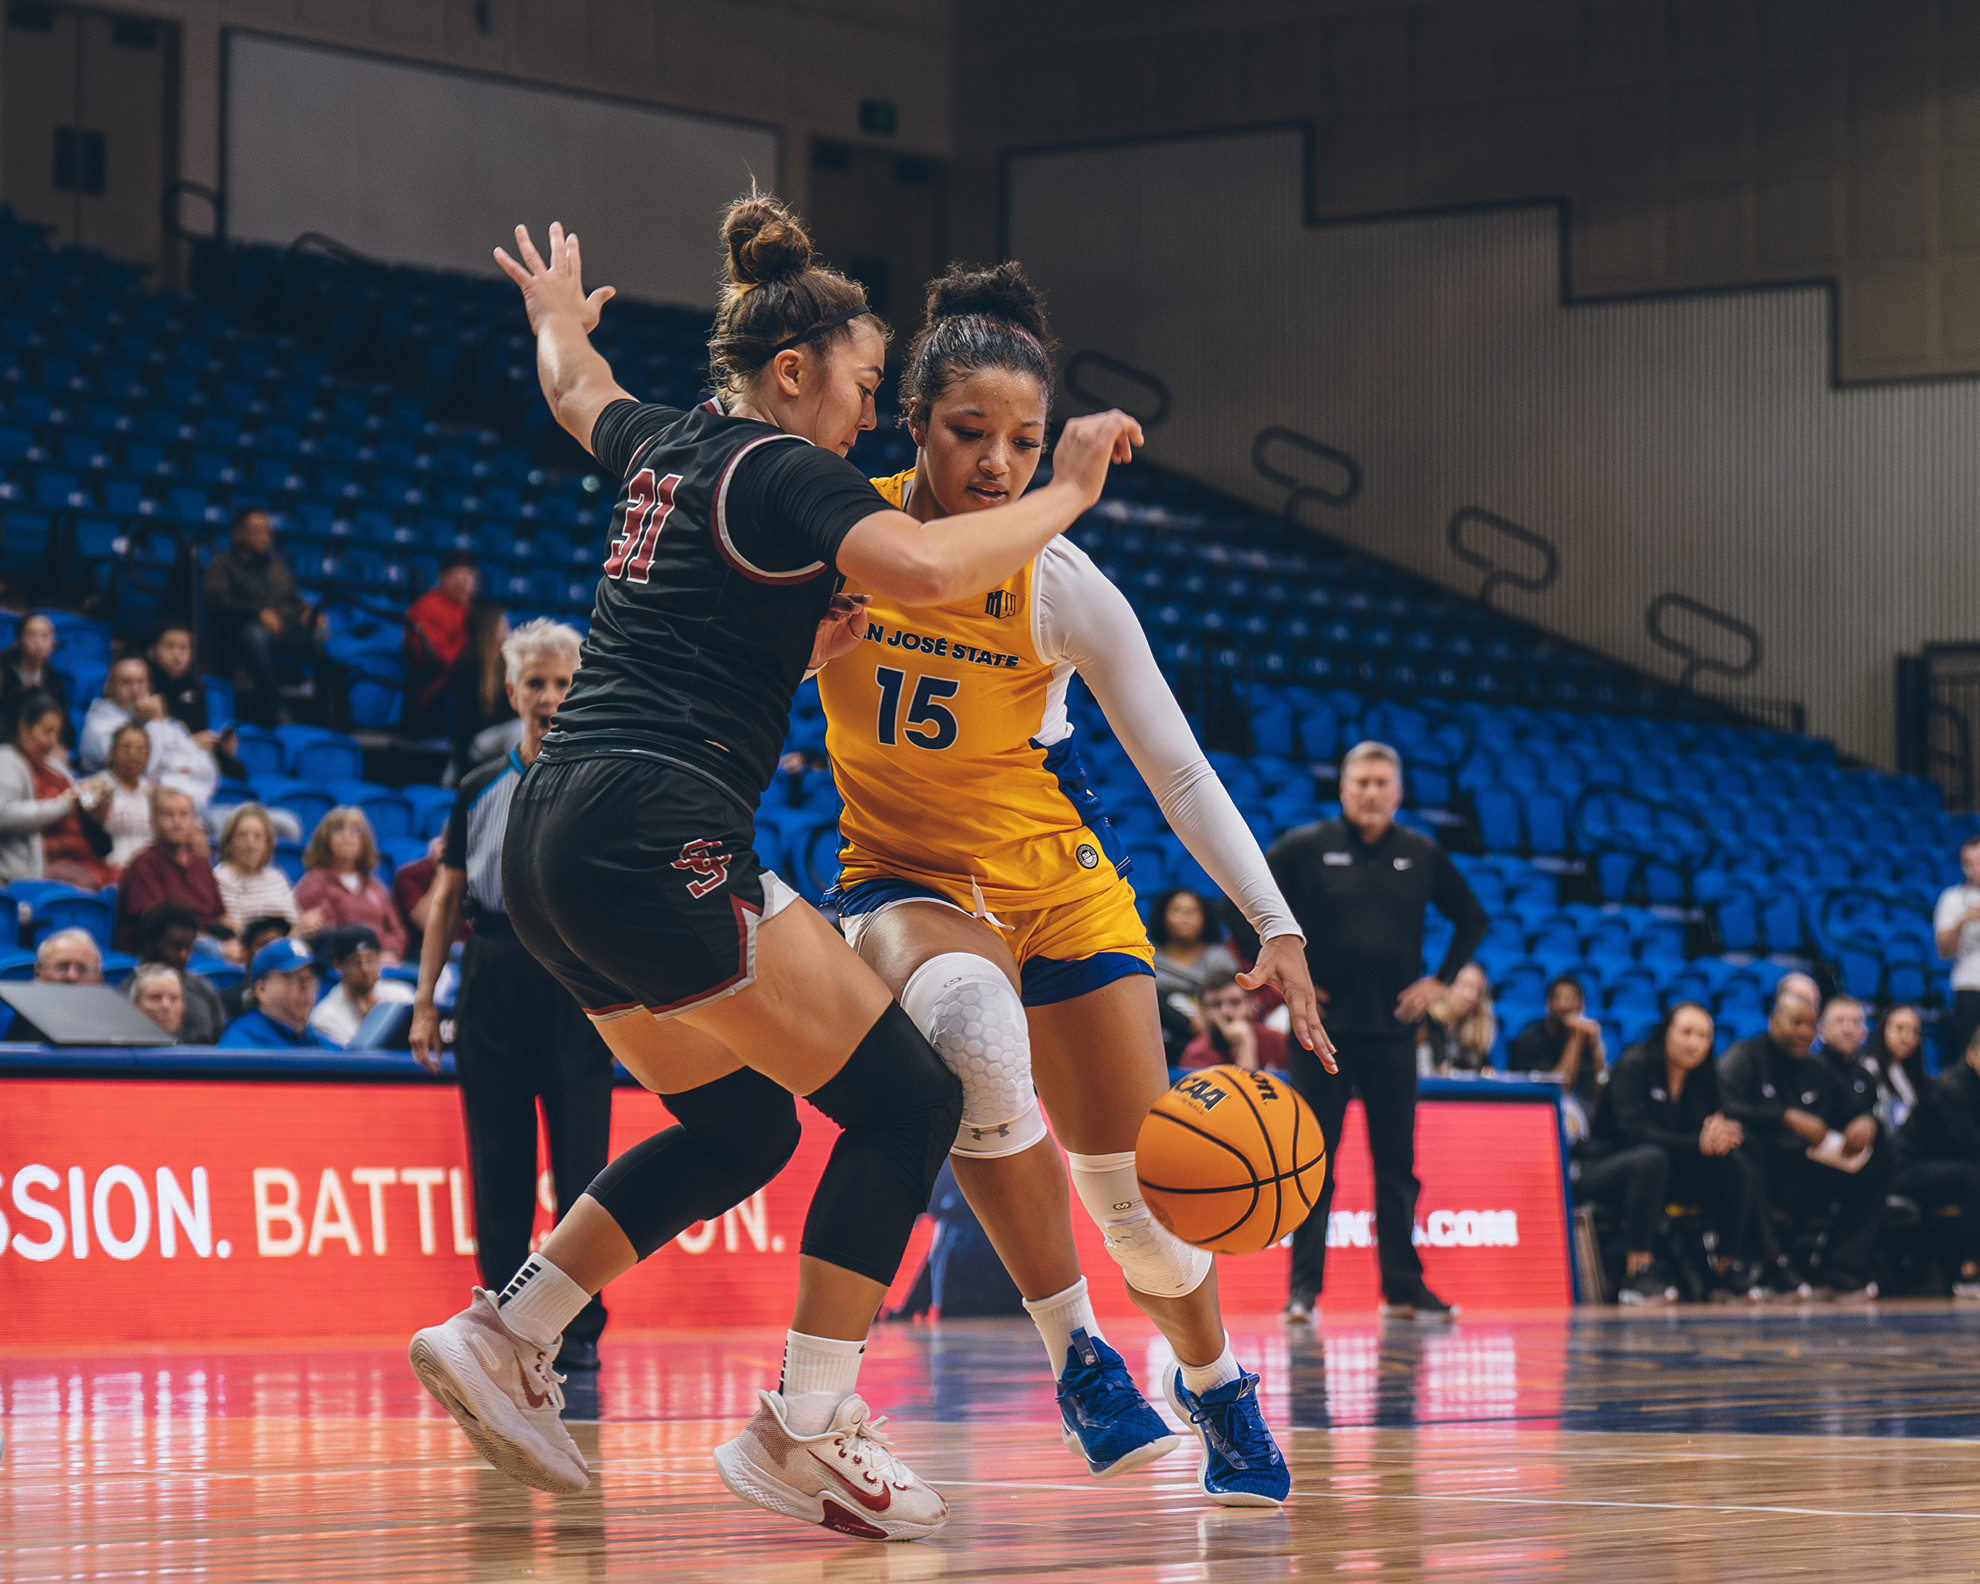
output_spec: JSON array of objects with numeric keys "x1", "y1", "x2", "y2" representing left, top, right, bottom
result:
[{"x1": 1075, "y1": 843, "x2": 1099, "y2": 869}]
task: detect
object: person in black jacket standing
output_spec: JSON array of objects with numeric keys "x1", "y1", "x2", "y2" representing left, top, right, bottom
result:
[
  {"x1": 1267, "y1": 741, "x2": 1488, "y2": 1322},
  {"x1": 1581, "y1": 1003, "x2": 1760, "y2": 1304},
  {"x1": 1892, "y1": 1024, "x2": 1980, "y2": 1300},
  {"x1": 1719, "y1": 991, "x2": 1890, "y2": 1300}
]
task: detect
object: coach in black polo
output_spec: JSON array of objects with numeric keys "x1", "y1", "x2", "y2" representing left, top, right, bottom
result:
[
  {"x1": 411, "y1": 618, "x2": 615, "y2": 1371},
  {"x1": 1267, "y1": 740, "x2": 1487, "y2": 1323}
]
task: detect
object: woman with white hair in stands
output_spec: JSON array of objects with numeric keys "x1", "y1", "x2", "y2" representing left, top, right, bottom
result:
[
  {"x1": 127, "y1": 961, "x2": 185, "y2": 1042},
  {"x1": 292, "y1": 805, "x2": 408, "y2": 962}
]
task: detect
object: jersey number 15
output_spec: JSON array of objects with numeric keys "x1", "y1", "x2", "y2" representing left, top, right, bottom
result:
[
  {"x1": 605, "y1": 468, "x2": 683, "y2": 584},
  {"x1": 875, "y1": 666, "x2": 958, "y2": 750}
]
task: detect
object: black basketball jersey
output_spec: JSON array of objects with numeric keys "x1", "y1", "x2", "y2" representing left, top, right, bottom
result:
[{"x1": 537, "y1": 398, "x2": 887, "y2": 806}]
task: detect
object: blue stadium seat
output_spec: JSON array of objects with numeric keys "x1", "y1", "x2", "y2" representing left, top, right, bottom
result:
[
  {"x1": 403, "y1": 785, "x2": 456, "y2": 841},
  {"x1": 289, "y1": 734, "x2": 365, "y2": 783},
  {"x1": 233, "y1": 726, "x2": 285, "y2": 781},
  {"x1": 33, "y1": 893, "x2": 112, "y2": 950}
]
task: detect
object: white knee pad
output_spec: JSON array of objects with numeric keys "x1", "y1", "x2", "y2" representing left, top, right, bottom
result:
[
  {"x1": 899, "y1": 952, "x2": 1046, "y2": 1160},
  {"x1": 1068, "y1": 1150, "x2": 1213, "y2": 1299}
]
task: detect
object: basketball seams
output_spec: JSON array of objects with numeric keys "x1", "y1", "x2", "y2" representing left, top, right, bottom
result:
[
  {"x1": 1139, "y1": 1065, "x2": 1326, "y2": 1253},
  {"x1": 1143, "y1": 1109, "x2": 1261, "y2": 1244}
]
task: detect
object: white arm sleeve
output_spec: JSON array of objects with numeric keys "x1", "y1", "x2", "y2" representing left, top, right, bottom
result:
[{"x1": 1035, "y1": 541, "x2": 1301, "y2": 944}]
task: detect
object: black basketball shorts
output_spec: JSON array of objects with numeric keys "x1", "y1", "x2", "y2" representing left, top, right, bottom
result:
[{"x1": 503, "y1": 753, "x2": 798, "y2": 1021}]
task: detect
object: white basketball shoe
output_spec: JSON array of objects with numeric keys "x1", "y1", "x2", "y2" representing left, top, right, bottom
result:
[
  {"x1": 713, "y1": 1389, "x2": 949, "y2": 1541},
  {"x1": 408, "y1": 1288, "x2": 589, "y2": 1494}
]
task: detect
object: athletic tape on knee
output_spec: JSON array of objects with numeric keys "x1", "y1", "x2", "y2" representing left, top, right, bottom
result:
[
  {"x1": 585, "y1": 1067, "x2": 801, "y2": 1259},
  {"x1": 899, "y1": 952, "x2": 1047, "y2": 1160},
  {"x1": 801, "y1": 1002, "x2": 966, "y2": 1285},
  {"x1": 1068, "y1": 1149, "x2": 1212, "y2": 1299}
]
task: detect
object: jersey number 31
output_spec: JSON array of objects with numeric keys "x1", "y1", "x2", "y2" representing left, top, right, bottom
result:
[
  {"x1": 605, "y1": 468, "x2": 682, "y2": 584},
  {"x1": 875, "y1": 666, "x2": 958, "y2": 750}
]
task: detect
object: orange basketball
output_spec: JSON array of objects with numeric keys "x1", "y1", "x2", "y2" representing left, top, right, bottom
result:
[{"x1": 1136, "y1": 1065, "x2": 1326, "y2": 1254}]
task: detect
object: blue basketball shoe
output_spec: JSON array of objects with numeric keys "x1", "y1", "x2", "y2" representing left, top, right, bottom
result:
[
  {"x1": 1055, "y1": 1329, "x2": 1180, "y2": 1478},
  {"x1": 1163, "y1": 1364, "x2": 1291, "y2": 1507}
]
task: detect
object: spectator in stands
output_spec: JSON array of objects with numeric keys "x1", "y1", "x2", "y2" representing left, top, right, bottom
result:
[
  {"x1": 1179, "y1": 968, "x2": 1289, "y2": 1074},
  {"x1": 1867, "y1": 1004, "x2": 1930, "y2": 1128},
  {"x1": 1508, "y1": 975, "x2": 1607, "y2": 1115},
  {"x1": 115, "y1": 789, "x2": 227, "y2": 952},
  {"x1": 1720, "y1": 991, "x2": 1890, "y2": 1300},
  {"x1": 1418, "y1": 961, "x2": 1495, "y2": 1075},
  {"x1": 1937, "y1": 835, "x2": 1980, "y2": 1066},
  {"x1": 308, "y1": 924, "x2": 415, "y2": 1048},
  {"x1": 34, "y1": 927, "x2": 101, "y2": 984},
  {"x1": 0, "y1": 693, "x2": 114, "y2": 889},
  {"x1": 217, "y1": 937, "x2": 334, "y2": 1050},
  {"x1": 1815, "y1": 996, "x2": 1880, "y2": 1130},
  {"x1": 203, "y1": 506, "x2": 324, "y2": 728},
  {"x1": 145, "y1": 625, "x2": 211, "y2": 740},
  {"x1": 147, "y1": 624, "x2": 247, "y2": 782},
  {"x1": 292, "y1": 806, "x2": 407, "y2": 962},
  {"x1": 218, "y1": 915, "x2": 292, "y2": 1024},
  {"x1": 404, "y1": 552, "x2": 480, "y2": 737},
  {"x1": 134, "y1": 904, "x2": 226, "y2": 1044},
  {"x1": 80, "y1": 658, "x2": 217, "y2": 809},
  {"x1": 1894, "y1": 1024, "x2": 1980, "y2": 1301},
  {"x1": 1149, "y1": 886, "x2": 1242, "y2": 1023},
  {"x1": 213, "y1": 803, "x2": 316, "y2": 936},
  {"x1": 127, "y1": 962, "x2": 183, "y2": 1043},
  {"x1": 1580, "y1": 1003, "x2": 1758, "y2": 1304},
  {"x1": 76, "y1": 722, "x2": 156, "y2": 868},
  {"x1": 0, "y1": 614, "x2": 67, "y2": 741}
]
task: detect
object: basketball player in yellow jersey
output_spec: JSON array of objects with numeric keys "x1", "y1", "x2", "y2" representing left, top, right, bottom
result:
[{"x1": 813, "y1": 264, "x2": 1335, "y2": 1507}]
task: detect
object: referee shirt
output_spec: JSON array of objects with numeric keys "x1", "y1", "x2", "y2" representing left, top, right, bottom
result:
[
  {"x1": 444, "y1": 748, "x2": 525, "y2": 918},
  {"x1": 1266, "y1": 817, "x2": 1488, "y2": 1038}
]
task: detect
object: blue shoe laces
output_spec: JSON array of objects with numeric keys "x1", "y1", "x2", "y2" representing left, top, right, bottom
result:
[
  {"x1": 1180, "y1": 1371, "x2": 1283, "y2": 1472},
  {"x1": 1056, "y1": 1330, "x2": 1152, "y2": 1432}
]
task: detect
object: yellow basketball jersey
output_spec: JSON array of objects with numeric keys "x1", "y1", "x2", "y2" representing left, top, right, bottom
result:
[{"x1": 819, "y1": 469, "x2": 1128, "y2": 912}]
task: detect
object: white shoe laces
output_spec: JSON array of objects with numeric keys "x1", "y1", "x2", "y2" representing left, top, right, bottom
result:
[{"x1": 827, "y1": 1404, "x2": 913, "y2": 1489}]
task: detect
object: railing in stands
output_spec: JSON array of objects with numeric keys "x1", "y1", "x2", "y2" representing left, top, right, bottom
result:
[
  {"x1": 1063, "y1": 350, "x2": 1171, "y2": 429},
  {"x1": 1251, "y1": 425, "x2": 1363, "y2": 516},
  {"x1": 1446, "y1": 506, "x2": 1558, "y2": 608}
]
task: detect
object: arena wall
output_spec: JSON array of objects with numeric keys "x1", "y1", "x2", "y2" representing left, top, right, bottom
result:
[{"x1": 1007, "y1": 126, "x2": 1980, "y2": 767}]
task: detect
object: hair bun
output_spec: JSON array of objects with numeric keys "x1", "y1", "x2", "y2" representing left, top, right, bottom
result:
[
  {"x1": 926, "y1": 261, "x2": 1054, "y2": 347},
  {"x1": 721, "y1": 193, "x2": 815, "y2": 288}
]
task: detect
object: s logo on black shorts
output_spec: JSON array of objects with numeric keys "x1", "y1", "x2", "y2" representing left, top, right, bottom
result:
[
  {"x1": 672, "y1": 838, "x2": 731, "y2": 899},
  {"x1": 1075, "y1": 844, "x2": 1099, "y2": 869}
]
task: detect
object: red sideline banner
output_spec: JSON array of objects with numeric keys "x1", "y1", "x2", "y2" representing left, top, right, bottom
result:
[{"x1": 0, "y1": 1081, "x2": 1569, "y2": 1347}]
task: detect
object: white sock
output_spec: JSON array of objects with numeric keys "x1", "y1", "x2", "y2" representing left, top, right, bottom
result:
[
  {"x1": 1177, "y1": 1337, "x2": 1241, "y2": 1396},
  {"x1": 495, "y1": 1254, "x2": 591, "y2": 1350},
  {"x1": 781, "y1": 1330, "x2": 865, "y2": 1433},
  {"x1": 1023, "y1": 1277, "x2": 1104, "y2": 1375}
]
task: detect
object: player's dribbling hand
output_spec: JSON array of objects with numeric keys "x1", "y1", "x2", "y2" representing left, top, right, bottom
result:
[
  {"x1": 409, "y1": 999, "x2": 443, "y2": 1074},
  {"x1": 808, "y1": 592, "x2": 870, "y2": 671},
  {"x1": 1048, "y1": 409, "x2": 1144, "y2": 509},
  {"x1": 495, "y1": 222, "x2": 616, "y2": 335},
  {"x1": 1239, "y1": 934, "x2": 1337, "y2": 1072}
]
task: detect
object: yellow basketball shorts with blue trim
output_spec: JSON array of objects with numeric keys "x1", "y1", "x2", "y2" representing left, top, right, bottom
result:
[{"x1": 832, "y1": 871, "x2": 1156, "y2": 1007}]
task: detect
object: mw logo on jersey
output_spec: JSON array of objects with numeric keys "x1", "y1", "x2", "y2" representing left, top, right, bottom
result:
[
  {"x1": 672, "y1": 839, "x2": 730, "y2": 899},
  {"x1": 984, "y1": 589, "x2": 1021, "y2": 619}
]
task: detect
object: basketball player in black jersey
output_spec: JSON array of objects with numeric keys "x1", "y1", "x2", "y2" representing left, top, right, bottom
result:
[{"x1": 407, "y1": 195, "x2": 1140, "y2": 1541}]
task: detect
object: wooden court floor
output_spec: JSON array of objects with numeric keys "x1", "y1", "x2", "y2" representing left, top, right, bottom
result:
[{"x1": 8, "y1": 1305, "x2": 1980, "y2": 1582}]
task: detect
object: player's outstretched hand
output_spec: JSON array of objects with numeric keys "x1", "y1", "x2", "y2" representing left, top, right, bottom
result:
[
  {"x1": 1048, "y1": 409, "x2": 1144, "y2": 510},
  {"x1": 1239, "y1": 934, "x2": 1337, "y2": 1072},
  {"x1": 495, "y1": 222, "x2": 616, "y2": 336},
  {"x1": 809, "y1": 592, "x2": 871, "y2": 671}
]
